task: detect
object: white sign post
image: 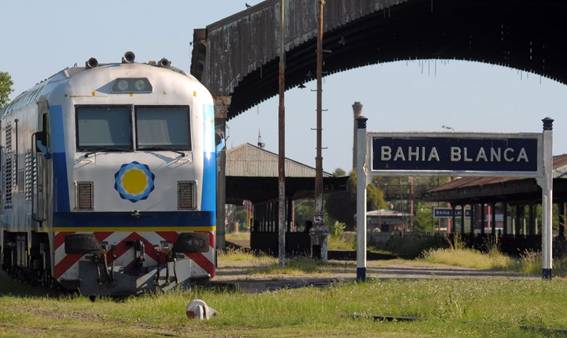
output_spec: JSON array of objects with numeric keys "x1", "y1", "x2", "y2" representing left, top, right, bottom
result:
[
  {"x1": 356, "y1": 117, "x2": 368, "y2": 281},
  {"x1": 356, "y1": 117, "x2": 554, "y2": 280},
  {"x1": 539, "y1": 118, "x2": 554, "y2": 279}
]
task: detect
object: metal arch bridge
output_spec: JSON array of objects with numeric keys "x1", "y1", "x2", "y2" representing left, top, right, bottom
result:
[{"x1": 191, "y1": 0, "x2": 567, "y2": 118}]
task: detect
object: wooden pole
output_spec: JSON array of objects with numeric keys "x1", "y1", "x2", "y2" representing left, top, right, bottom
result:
[
  {"x1": 313, "y1": 0, "x2": 328, "y2": 261},
  {"x1": 277, "y1": 0, "x2": 286, "y2": 267}
]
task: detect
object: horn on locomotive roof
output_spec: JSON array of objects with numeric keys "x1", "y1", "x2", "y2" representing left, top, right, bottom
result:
[
  {"x1": 158, "y1": 58, "x2": 171, "y2": 67},
  {"x1": 122, "y1": 51, "x2": 136, "y2": 64},
  {"x1": 85, "y1": 57, "x2": 99, "y2": 69}
]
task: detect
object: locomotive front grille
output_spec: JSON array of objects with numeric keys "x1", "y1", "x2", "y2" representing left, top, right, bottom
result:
[
  {"x1": 177, "y1": 181, "x2": 195, "y2": 210},
  {"x1": 77, "y1": 181, "x2": 94, "y2": 210}
]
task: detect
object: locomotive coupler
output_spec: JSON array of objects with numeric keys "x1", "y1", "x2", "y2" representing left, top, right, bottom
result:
[
  {"x1": 125, "y1": 240, "x2": 146, "y2": 272},
  {"x1": 154, "y1": 242, "x2": 179, "y2": 288},
  {"x1": 89, "y1": 242, "x2": 115, "y2": 285}
]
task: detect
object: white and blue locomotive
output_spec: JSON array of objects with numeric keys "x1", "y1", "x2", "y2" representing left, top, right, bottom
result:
[{"x1": 0, "y1": 52, "x2": 217, "y2": 296}]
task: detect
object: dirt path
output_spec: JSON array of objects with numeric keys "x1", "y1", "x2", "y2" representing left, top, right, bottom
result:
[
  {"x1": 1, "y1": 261, "x2": 538, "y2": 296},
  {"x1": 213, "y1": 260, "x2": 538, "y2": 293}
]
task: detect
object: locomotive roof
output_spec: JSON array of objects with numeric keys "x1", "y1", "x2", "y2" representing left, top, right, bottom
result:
[{"x1": 1, "y1": 62, "x2": 190, "y2": 117}]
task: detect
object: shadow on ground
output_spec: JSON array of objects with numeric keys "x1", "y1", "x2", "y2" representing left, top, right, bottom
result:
[{"x1": 0, "y1": 271, "x2": 74, "y2": 298}]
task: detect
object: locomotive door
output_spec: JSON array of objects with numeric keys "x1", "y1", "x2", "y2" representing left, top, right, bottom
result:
[{"x1": 31, "y1": 101, "x2": 50, "y2": 225}]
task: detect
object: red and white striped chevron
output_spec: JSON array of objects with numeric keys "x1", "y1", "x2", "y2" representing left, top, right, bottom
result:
[{"x1": 53, "y1": 231, "x2": 216, "y2": 281}]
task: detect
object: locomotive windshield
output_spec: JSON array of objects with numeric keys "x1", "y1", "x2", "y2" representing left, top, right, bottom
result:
[
  {"x1": 76, "y1": 106, "x2": 132, "y2": 151},
  {"x1": 135, "y1": 106, "x2": 190, "y2": 150}
]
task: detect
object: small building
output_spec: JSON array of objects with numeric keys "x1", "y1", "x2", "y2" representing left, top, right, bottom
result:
[
  {"x1": 367, "y1": 209, "x2": 412, "y2": 233},
  {"x1": 226, "y1": 143, "x2": 348, "y2": 255}
]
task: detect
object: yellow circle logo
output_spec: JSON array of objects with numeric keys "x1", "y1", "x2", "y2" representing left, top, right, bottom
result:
[
  {"x1": 114, "y1": 162, "x2": 155, "y2": 202},
  {"x1": 121, "y1": 168, "x2": 148, "y2": 195}
]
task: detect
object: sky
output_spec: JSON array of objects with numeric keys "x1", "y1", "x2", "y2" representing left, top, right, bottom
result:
[{"x1": 1, "y1": 1, "x2": 565, "y2": 173}]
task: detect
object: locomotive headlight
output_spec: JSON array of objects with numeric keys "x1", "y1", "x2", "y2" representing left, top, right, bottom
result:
[
  {"x1": 173, "y1": 233, "x2": 209, "y2": 253},
  {"x1": 117, "y1": 79, "x2": 129, "y2": 91},
  {"x1": 111, "y1": 78, "x2": 153, "y2": 94},
  {"x1": 134, "y1": 79, "x2": 148, "y2": 91}
]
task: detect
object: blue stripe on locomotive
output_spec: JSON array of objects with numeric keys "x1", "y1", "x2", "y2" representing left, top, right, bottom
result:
[
  {"x1": 53, "y1": 211, "x2": 215, "y2": 228},
  {"x1": 201, "y1": 104, "x2": 216, "y2": 215},
  {"x1": 49, "y1": 105, "x2": 70, "y2": 212}
]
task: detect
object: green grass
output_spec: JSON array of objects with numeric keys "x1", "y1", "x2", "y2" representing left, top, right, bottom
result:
[{"x1": 2, "y1": 279, "x2": 567, "y2": 337}]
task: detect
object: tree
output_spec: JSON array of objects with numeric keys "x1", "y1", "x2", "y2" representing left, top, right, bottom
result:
[
  {"x1": 333, "y1": 168, "x2": 346, "y2": 177},
  {"x1": 413, "y1": 202, "x2": 436, "y2": 233},
  {"x1": 294, "y1": 199, "x2": 336, "y2": 232},
  {"x1": 0, "y1": 72, "x2": 13, "y2": 109},
  {"x1": 225, "y1": 204, "x2": 249, "y2": 232},
  {"x1": 325, "y1": 170, "x2": 387, "y2": 230},
  {"x1": 294, "y1": 199, "x2": 314, "y2": 231}
]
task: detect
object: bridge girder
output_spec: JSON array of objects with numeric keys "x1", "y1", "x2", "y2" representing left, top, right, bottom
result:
[{"x1": 191, "y1": 0, "x2": 567, "y2": 119}]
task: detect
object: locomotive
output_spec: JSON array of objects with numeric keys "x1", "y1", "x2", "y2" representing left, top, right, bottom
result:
[{"x1": 0, "y1": 52, "x2": 216, "y2": 296}]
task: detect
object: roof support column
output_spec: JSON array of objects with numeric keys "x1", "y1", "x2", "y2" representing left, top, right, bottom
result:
[
  {"x1": 470, "y1": 204, "x2": 474, "y2": 235},
  {"x1": 559, "y1": 202, "x2": 566, "y2": 241},
  {"x1": 491, "y1": 203, "x2": 497, "y2": 237},
  {"x1": 451, "y1": 204, "x2": 456, "y2": 235},
  {"x1": 502, "y1": 202, "x2": 508, "y2": 236},
  {"x1": 480, "y1": 203, "x2": 486, "y2": 236},
  {"x1": 528, "y1": 204, "x2": 536, "y2": 236},
  {"x1": 515, "y1": 205, "x2": 523, "y2": 236},
  {"x1": 460, "y1": 204, "x2": 465, "y2": 234}
]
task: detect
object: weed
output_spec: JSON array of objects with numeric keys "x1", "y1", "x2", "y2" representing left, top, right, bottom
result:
[{"x1": 218, "y1": 248, "x2": 275, "y2": 267}]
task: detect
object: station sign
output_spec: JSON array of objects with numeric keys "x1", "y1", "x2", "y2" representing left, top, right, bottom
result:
[
  {"x1": 357, "y1": 120, "x2": 554, "y2": 280},
  {"x1": 433, "y1": 208, "x2": 471, "y2": 218},
  {"x1": 369, "y1": 133, "x2": 542, "y2": 177}
]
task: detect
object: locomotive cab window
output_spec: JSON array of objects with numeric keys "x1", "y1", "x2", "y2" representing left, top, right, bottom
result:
[
  {"x1": 76, "y1": 106, "x2": 133, "y2": 151},
  {"x1": 135, "y1": 106, "x2": 191, "y2": 150}
]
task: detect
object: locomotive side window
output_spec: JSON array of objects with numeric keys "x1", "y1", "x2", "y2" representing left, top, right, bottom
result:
[
  {"x1": 76, "y1": 106, "x2": 132, "y2": 151},
  {"x1": 135, "y1": 106, "x2": 190, "y2": 150}
]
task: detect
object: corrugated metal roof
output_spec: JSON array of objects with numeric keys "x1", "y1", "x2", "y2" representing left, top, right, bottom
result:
[
  {"x1": 367, "y1": 209, "x2": 412, "y2": 217},
  {"x1": 430, "y1": 154, "x2": 567, "y2": 193},
  {"x1": 226, "y1": 143, "x2": 332, "y2": 178}
]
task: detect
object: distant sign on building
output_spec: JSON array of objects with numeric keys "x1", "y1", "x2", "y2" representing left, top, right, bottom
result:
[{"x1": 433, "y1": 208, "x2": 472, "y2": 218}]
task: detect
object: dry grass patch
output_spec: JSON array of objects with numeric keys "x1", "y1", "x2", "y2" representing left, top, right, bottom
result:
[
  {"x1": 254, "y1": 257, "x2": 329, "y2": 276},
  {"x1": 422, "y1": 247, "x2": 513, "y2": 270},
  {"x1": 225, "y1": 231, "x2": 250, "y2": 247},
  {"x1": 422, "y1": 246, "x2": 567, "y2": 277},
  {"x1": 217, "y1": 249, "x2": 275, "y2": 268},
  {"x1": 514, "y1": 251, "x2": 567, "y2": 276},
  {"x1": 327, "y1": 235, "x2": 355, "y2": 251}
]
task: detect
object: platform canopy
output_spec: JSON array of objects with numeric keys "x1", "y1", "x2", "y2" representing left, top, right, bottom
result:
[
  {"x1": 423, "y1": 154, "x2": 567, "y2": 205},
  {"x1": 226, "y1": 143, "x2": 347, "y2": 203}
]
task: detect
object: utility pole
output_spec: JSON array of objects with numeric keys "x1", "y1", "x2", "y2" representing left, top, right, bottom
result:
[
  {"x1": 311, "y1": 0, "x2": 329, "y2": 261},
  {"x1": 277, "y1": 0, "x2": 286, "y2": 268}
]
